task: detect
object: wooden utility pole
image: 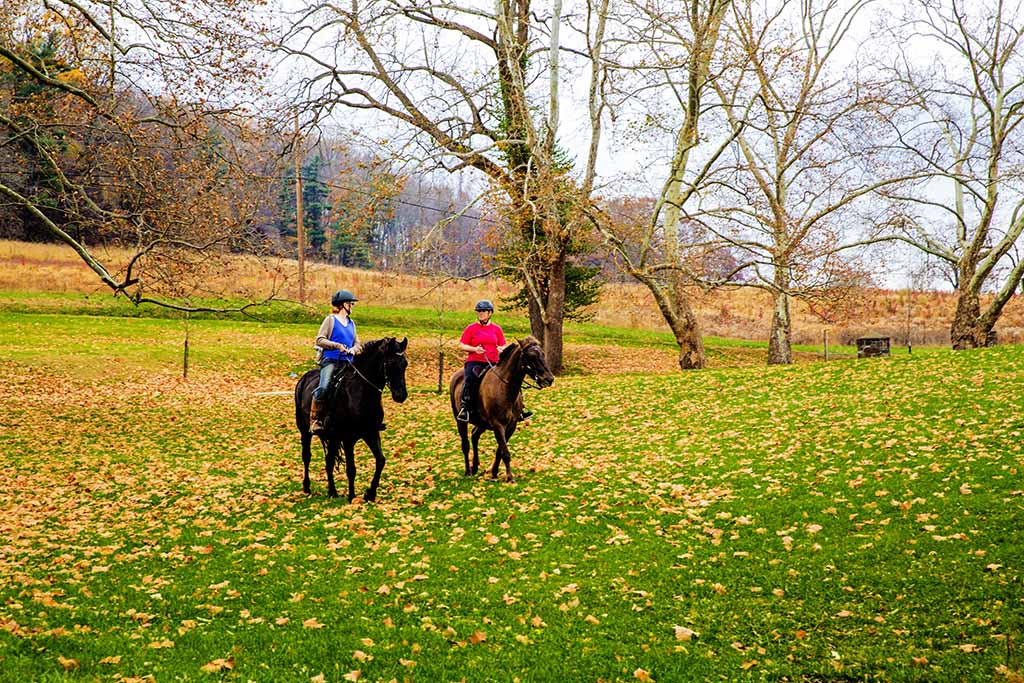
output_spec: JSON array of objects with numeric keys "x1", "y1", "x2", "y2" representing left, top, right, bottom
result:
[{"x1": 294, "y1": 115, "x2": 306, "y2": 304}]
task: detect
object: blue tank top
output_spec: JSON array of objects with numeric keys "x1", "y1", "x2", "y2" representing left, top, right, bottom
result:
[{"x1": 322, "y1": 315, "x2": 357, "y2": 362}]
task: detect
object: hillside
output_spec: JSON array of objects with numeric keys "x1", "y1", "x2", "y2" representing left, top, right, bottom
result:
[{"x1": 4, "y1": 239, "x2": 1024, "y2": 347}]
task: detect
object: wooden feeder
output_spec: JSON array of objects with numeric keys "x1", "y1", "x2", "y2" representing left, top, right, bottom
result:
[{"x1": 856, "y1": 336, "x2": 891, "y2": 358}]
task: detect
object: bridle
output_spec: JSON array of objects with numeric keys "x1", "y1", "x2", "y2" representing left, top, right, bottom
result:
[
  {"x1": 316, "y1": 344, "x2": 404, "y2": 449},
  {"x1": 344, "y1": 348, "x2": 406, "y2": 395},
  {"x1": 485, "y1": 341, "x2": 546, "y2": 391}
]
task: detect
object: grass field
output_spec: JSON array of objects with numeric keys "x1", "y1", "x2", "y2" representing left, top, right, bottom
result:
[{"x1": 1, "y1": 310, "x2": 1023, "y2": 682}]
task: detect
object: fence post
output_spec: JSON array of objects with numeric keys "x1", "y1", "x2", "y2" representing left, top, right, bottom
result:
[{"x1": 823, "y1": 329, "x2": 829, "y2": 362}]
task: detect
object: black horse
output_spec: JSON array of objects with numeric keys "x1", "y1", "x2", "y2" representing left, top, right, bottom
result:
[
  {"x1": 294, "y1": 337, "x2": 408, "y2": 500},
  {"x1": 448, "y1": 336, "x2": 554, "y2": 481}
]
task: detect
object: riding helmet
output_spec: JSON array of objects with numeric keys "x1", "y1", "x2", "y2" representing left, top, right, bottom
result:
[
  {"x1": 332, "y1": 289, "x2": 358, "y2": 307},
  {"x1": 474, "y1": 299, "x2": 494, "y2": 312}
]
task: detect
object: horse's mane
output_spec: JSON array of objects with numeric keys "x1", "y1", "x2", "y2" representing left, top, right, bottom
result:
[
  {"x1": 358, "y1": 338, "x2": 390, "y2": 356},
  {"x1": 498, "y1": 335, "x2": 541, "y2": 364}
]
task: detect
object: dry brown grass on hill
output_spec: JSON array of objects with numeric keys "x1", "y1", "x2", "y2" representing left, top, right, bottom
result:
[{"x1": 4, "y1": 239, "x2": 1024, "y2": 345}]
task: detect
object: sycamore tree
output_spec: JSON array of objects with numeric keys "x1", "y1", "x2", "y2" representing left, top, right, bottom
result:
[
  {"x1": 699, "y1": 0, "x2": 919, "y2": 364},
  {"x1": 877, "y1": 0, "x2": 1024, "y2": 349},
  {"x1": 277, "y1": 0, "x2": 611, "y2": 373},
  {"x1": 593, "y1": 0, "x2": 735, "y2": 370},
  {"x1": 0, "y1": 0, "x2": 280, "y2": 311}
]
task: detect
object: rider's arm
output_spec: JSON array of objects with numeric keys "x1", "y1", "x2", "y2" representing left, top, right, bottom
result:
[{"x1": 459, "y1": 326, "x2": 484, "y2": 354}]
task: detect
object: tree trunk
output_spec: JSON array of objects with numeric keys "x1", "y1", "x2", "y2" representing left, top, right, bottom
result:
[
  {"x1": 542, "y1": 251, "x2": 566, "y2": 375},
  {"x1": 669, "y1": 304, "x2": 706, "y2": 370},
  {"x1": 649, "y1": 275, "x2": 705, "y2": 369},
  {"x1": 527, "y1": 289, "x2": 545, "y2": 342},
  {"x1": 767, "y1": 289, "x2": 792, "y2": 365},
  {"x1": 950, "y1": 286, "x2": 987, "y2": 349}
]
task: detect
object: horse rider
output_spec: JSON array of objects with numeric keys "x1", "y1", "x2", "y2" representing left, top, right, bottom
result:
[
  {"x1": 310, "y1": 289, "x2": 362, "y2": 435},
  {"x1": 457, "y1": 299, "x2": 532, "y2": 422}
]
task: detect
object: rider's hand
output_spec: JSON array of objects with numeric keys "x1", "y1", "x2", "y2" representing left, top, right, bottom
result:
[
  {"x1": 351, "y1": 343, "x2": 362, "y2": 354},
  {"x1": 476, "y1": 345, "x2": 485, "y2": 354}
]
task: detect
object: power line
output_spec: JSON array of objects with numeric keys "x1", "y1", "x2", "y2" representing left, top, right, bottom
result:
[{"x1": 0, "y1": 167, "x2": 502, "y2": 226}]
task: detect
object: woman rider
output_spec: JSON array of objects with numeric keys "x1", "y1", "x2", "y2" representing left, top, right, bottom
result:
[
  {"x1": 457, "y1": 299, "x2": 532, "y2": 422},
  {"x1": 309, "y1": 289, "x2": 361, "y2": 434}
]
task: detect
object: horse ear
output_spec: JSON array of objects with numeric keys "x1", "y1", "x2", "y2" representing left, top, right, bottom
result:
[{"x1": 398, "y1": 337, "x2": 408, "y2": 352}]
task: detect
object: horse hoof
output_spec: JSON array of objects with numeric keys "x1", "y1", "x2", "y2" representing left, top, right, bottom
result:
[
  {"x1": 363, "y1": 491, "x2": 377, "y2": 503},
  {"x1": 302, "y1": 484, "x2": 311, "y2": 495},
  {"x1": 327, "y1": 490, "x2": 339, "y2": 498}
]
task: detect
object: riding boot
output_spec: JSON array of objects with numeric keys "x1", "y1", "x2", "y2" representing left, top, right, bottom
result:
[
  {"x1": 309, "y1": 398, "x2": 327, "y2": 435},
  {"x1": 457, "y1": 394, "x2": 471, "y2": 422}
]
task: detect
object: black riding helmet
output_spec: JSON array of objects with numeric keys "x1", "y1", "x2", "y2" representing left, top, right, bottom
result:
[
  {"x1": 332, "y1": 289, "x2": 358, "y2": 307},
  {"x1": 474, "y1": 299, "x2": 494, "y2": 312}
]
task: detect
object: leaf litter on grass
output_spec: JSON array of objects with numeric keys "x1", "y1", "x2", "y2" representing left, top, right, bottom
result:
[{"x1": 1, "y1": 333, "x2": 1023, "y2": 682}]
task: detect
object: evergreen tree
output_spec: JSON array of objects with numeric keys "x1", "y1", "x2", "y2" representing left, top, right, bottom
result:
[{"x1": 271, "y1": 154, "x2": 331, "y2": 256}]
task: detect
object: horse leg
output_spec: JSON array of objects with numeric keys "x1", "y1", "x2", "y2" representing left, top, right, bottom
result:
[
  {"x1": 458, "y1": 420, "x2": 472, "y2": 476},
  {"x1": 325, "y1": 438, "x2": 339, "y2": 498},
  {"x1": 343, "y1": 438, "x2": 358, "y2": 502},
  {"x1": 301, "y1": 431, "x2": 313, "y2": 494},
  {"x1": 488, "y1": 426, "x2": 507, "y2": 479},
  {"x1": 363, "y1": 433, "x2": 385, "y2": 502},
  {"x1": 491, "y1": 426, "x2": 514, "y2": 482},
  {"x1": 504, "y1": 421, "x2": 518, "y2": 481},
  {"x1": 471, "y1": 426, "x2": 485, "y2": 476}
]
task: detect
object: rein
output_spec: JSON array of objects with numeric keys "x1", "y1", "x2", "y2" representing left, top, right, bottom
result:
[
  {"x1": 484, "y1": 345, "x2": 544, "y2": 391},
  {"x1": 347, "y1": 351, "x2": 404, "y2": 394}
]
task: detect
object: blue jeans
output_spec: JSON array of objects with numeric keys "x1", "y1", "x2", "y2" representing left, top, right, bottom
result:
[{"x1": 313, "y1": 360, "x2": 337, "y2": 400}]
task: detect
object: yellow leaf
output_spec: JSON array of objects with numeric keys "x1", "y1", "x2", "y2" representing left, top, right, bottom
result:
[
  {"x1": 634, "y1": 668, "x2": 654, "y2": 681},
  {"x1": 58, "y1": 656, "x2": 79, "y2": 670},
  {"x1": 99, "y1": 655, "x2": 122, "y2": 665},
  {"x1": 674, "y1": 625, "x2": 697, "y2": 641},
  {"x1": 343, "y1": 670, "x2": 362, "y2": 681},
  {"x1": 303, "y1": 618, "x2": 324, "y2": 629},
  {"x1": 200, "y1": 658, "x2": 234, "y2": 673}
]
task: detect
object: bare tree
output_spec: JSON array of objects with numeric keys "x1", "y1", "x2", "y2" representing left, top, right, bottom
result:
[
  {"x1": 277, "y1": 0, "x2": 609, "y2": 373},
  {"x1": 593, "y1": 0, "x2": 734, "y2": 370},
  {"x1": 878, "y1": 0, "x2": 1024, "y2": 349},
  {"x1": 0, "y1": 0, "x2": 279, "y2": 311},
  {"x1": 703, "y1": 0, "x2": 917, "y2": 364}
]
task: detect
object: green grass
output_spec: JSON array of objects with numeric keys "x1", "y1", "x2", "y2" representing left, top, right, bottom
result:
[
  {"x1": 0, "y1": 311, "x2": 1021, "y2": 682},
  {"x1": 0, "y1": 291, "x2": 865, "y2": 363}
]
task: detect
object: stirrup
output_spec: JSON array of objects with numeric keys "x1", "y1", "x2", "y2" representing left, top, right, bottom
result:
[
  {"x1": 310, "y1": 419, "x2": 326, "y2": 435},
  {"x1": 457, "y1": 408, "x2": 470, "y2": 422},
  {"x1": 520, "y1": 410, "x2": 533, "y2": 420}
]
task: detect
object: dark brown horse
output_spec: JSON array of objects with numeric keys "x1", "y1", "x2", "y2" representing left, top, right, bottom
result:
[
  {"x1": 295, "y1": 337, "x2": 408, "y2": 500},
  {"x1": 448, "y1": 336, "x2": 554, "y2": 481}
]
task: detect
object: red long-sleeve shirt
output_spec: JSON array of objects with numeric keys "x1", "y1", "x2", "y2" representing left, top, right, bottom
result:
[{"x1": 460, "y1": 321, "x2": 506, "y2": 363}]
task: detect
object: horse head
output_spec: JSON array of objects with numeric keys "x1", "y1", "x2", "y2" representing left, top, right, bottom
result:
[
  {"x1": 382, "y1": 336, "x2": 409, "y2": 403},
  {"x1": 518, "y1": 336, "x2": 554, "y2": 388}
]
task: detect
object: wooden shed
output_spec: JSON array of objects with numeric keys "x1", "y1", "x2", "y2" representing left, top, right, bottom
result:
[{"x1": 856, "y1": 336, "x2": 891, "y2": 358}]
